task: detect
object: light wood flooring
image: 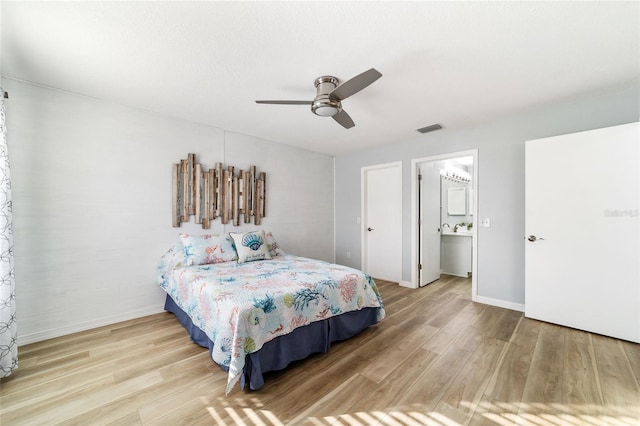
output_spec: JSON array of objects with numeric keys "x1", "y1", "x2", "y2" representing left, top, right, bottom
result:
[{"x1": 1, "y1": 276, "x2": 639, "y2": 425}]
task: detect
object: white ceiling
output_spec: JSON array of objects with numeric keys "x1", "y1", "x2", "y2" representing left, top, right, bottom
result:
[{"x1": 2, "y1": 1, "x2": 638, "y2": 156}]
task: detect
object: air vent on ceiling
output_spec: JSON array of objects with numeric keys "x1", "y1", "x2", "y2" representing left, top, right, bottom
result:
[{"x1": 417, "y1": 123, "x2": 443, "y2": 134}]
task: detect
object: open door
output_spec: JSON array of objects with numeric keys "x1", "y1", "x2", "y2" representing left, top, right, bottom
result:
[
  {"x1": 525, "y1": 122, "x2": 639, "y2": 343},
  {"x1": 419, "y1": 162, "x2": 441, "y2": 286}
]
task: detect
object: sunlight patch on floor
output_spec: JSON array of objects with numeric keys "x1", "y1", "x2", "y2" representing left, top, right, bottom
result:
[
  {"x1": 202, "y1": 402, "x2": 640, "y2": 426},
  {"x1": 471, "y1": 401, "x2": 640, "y2": 426}
]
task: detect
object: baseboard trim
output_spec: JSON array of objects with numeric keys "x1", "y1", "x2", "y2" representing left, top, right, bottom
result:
[
  {"x1": 399, "y1": 280, "x2": 416, "y2": 289},
  {"x1": 475, "y1": 295, "x2": 525, "y2": 312},
  {"x1": 441, "y1": 272, "x2": 471, "y2": 278},
  {"x1": 18, "y1": 306, "x2": 166, "y2": 346}
]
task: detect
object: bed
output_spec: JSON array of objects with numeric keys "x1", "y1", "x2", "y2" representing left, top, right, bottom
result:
[{"x1": 157, "y1": 231, "x2": 385, "y2": 394}]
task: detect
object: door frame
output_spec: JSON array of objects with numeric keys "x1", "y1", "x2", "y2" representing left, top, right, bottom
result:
[
  {"x1": 410, "y1": 149, "x2": 478, "y2": 302},
  {"x1": 361, "y1": 161, "x2": 403, "y2": 282}
]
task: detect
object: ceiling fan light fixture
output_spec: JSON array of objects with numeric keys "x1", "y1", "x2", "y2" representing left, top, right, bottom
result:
[
  {"x1": 313, "y1": 104, "x2": 339, "y2": 117},
  {"x1": 311, "y1": 98, "x2": 341, "y2": 117}
]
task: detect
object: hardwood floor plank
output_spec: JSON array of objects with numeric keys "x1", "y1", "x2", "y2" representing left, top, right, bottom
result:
[
  {"x1": 621, "y1": 339, "x2": 640, "y2": 390},
  {"x1": 253, "y1": 354, "x2": 371, "y2": 424},
  {"x1": 289, "y1": 373, "x2": 377, "y2": 425},
  {"x1": 509, "y1": 316, "x2": 541, "y2": 352},
  {"x1": 436, "y1": 336, "x2": 506, "y2": 424},
  {"x1": 0, "y1": 373, "x2": 116, "y2": 423},
  {"x1": 2, "y1": 279, "x2": 639, "y2": 426},
  {"x1": 425, "y1": 297, "x2": 472, "y2": 328},
  {"x1": 15, "y1": 328, "x2": 112, "y2": 359},
  {"x1": 392, "y1": 339, "x2": 474, "y2": 413},
  {"x1": 358, "y1": 314, "x2": 432, "y2": 361},
  {"x1": 517, "y1": 321, "x2": 567, "y2": 419},
  {"x1": 37, "y1": 372, "x2": 163, "y2": 425},
  {"x1": 422, "y1": 301, "x2": 486, "y2": 355},
  {"x1": 112, "y1": 340, "x2": 207, "y2": 384},
  {"x1": 383, "y1": 289, "x2": 455, "y2": 327},
  {"x1": 562, "y1": 328, "x2": 604, "y2": 417},
  {"x1": 478, "y1": 320, "x2": 536, "y2": 419},
  {"x1": 0, "y1": 349, "x2": 92, "y2": 391},
  {"x1": 472, "y1": 305, "x2": 522, "y2": 342},
  {"x1": 360, "y1": 322, "x2": 439, "y2": 384},
  {"x1": 137, "y1": 374, "x2": 226, "y2": 424},
  {"x1": 105, "y1": 412, "x2": 143, "y2": 426},
  {"x1": 66, "y1": 369, "x2": 224, "y2": 426},
  {"x1": 592, "y1": 334, "x2": 640, "y2": 419},
  {"x1": 145, "y1": 395, "x2": 219, "y2": 426},
  {"x1": 1, "y1": 341, "x2": 156, "y2": 396},
  {"x1": 1, "y1": 365, "x2": 116, "y2": 410},
  {"x1": 361, "y1": 347, "x2": 439, "y2": 411},
  {"x1": 68, "y1": 352, "x2": 221, "y2": 424},
  {"x1": 450, "y1": 276, "x2": 473, "y2": 299}
]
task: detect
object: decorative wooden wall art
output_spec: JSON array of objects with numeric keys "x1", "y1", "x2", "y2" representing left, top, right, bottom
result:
[{"x1": 172, "y1": 153, "x2": 266, "y2": 229}]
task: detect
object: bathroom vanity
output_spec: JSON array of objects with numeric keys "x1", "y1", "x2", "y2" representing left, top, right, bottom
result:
[{"x1": 441, "y1": 229, "x2": 472, "y2": 277}]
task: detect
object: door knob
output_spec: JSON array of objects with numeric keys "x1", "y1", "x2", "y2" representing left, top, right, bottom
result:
[
  {"x1": 527, "y1": 235, "x2": 545, "y2": 242},
  {"x1": 367, "y1": 227, "x2": 374, "y2": 232}
]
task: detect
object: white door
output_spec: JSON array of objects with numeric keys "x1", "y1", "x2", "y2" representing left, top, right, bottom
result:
[
  {"x1": 362, "y1": 163, "x2": 402, "y2": 282},
  {"x1": 525, "y1": 122, "x2": 639, "y2": 343},
  {"x1": 419, "y1": 162, "x2": 441, "y2": 285}
]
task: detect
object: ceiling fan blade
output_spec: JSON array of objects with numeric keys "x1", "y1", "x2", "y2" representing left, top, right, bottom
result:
[
  {"x1": 330, "y1": 68, "x2": 382, "y2": 101},
  {"x1": 333, "y1": 109, "x2": 355, "y2": 129},
  {"x1": 255, "y1": 100, "x2": 311, "y2": 105}
]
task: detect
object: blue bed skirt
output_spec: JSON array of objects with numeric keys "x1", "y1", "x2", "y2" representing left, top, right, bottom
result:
[{"x1": 164, "y1": 294, "x2": 379, "y2": 390}]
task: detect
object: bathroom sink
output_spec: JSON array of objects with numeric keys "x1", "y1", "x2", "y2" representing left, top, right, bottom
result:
[{"x1": 442, "y1": 228, "x2": 472, "y2": 236}]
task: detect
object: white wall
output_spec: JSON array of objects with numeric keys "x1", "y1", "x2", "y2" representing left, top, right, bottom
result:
[
  {"x1": 2, "y1": 78, "x2": 334, "y2": 345},
  {"x1": 224, "y1": 132, "x2": 334, "y2": 261},
  {"x1": 335, "y1": 79, "x2": 639, "y2": 307}
]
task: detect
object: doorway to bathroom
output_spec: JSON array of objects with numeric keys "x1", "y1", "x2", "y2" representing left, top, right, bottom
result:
[{"x1": 410, "y1": 150, "x2": 478, "y2": 302}]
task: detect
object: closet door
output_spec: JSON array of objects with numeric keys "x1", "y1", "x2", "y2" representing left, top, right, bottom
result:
[
  {"x1": 525, "y1": 122, "x2": 639, "y2": 343},
  {"x1": 362, "y1": 162, "x2": 402, "y2": 282}
]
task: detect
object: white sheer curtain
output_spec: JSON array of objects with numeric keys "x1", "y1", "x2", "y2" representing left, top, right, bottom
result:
[{"x1": 0, "y1": 88, "x2": 17, "y2": 378}]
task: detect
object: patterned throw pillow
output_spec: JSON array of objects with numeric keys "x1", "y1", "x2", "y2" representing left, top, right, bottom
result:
[
  {"x1": 229, "y1": 230, "x2": 272, "y2": 263},
  {"x1": 179, "y1": 234, "x2": 238, "y2": 266},
  {"x1": 264, "y1": 231, "x2": 284, "y2": 257},
  {"x1": 158, "y1": 242, "x2": 187, "y2": 271}
]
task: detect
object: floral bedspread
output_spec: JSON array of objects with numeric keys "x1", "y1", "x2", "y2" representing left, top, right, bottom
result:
[{"x1": 158, "y1": 253, "x2": 385, "y2": 394}]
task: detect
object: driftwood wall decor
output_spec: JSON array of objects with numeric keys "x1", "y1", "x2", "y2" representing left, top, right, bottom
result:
[{"x1": 172, "y1": 153, "x2": 266, "y2": 229}]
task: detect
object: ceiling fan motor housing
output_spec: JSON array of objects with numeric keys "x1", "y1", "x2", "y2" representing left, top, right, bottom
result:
[{"x1": 312, "y1": 76, "x2": 341, "y2": 117}]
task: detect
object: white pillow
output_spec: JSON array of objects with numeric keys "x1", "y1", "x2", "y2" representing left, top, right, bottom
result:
[{"x1": 229, "y1": 230, "x2": 272, "y2": 263}]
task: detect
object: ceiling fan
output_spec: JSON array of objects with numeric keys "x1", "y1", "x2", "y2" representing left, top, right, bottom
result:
[{"x1": 255, "y1": 68, "x2": 382, "y2": 129}]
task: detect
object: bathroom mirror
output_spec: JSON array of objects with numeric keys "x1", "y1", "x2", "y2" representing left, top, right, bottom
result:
[{"x1": 448, "y1": 187, "x2": 466, "y2": 215}]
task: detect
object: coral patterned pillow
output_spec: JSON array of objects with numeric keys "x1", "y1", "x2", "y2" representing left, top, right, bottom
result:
[
  {"x1": 264, "y1": 231, "x2": 284, "y2": 257},
  {"x1": 229, "y1": 230, "x2": 272, "y2": 263},
  {"x1": 179, "y1": 234, "x2": 238, "y2": 266}
]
